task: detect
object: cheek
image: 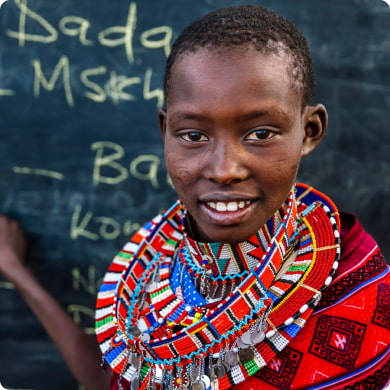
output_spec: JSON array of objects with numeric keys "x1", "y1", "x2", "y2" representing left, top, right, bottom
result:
[
  {"x1": 165, "y1": 152, "x2": 195, "y2": 193},
  {"x1": 171, "y1": 169, "x2": 194, "y2": 191},
  {"x1": 277, "y1": 143, "x2": 303, "y2": 173}
]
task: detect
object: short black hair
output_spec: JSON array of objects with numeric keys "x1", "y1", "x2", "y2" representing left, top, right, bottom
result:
[{"x1": 164, "y1": 5, "x2": 315, "y2": 108}]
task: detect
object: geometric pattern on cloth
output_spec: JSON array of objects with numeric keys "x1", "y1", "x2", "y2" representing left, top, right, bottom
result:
[
  {"x1": 316, "y1": 251, "x2": 387, "y2": 311},
  {"x1": 343, "y1": 356, "x2": 390, "y2": 390},
  {"x1": 309, "y1": 315, "x2": 367, "y2": 369},
  {"x1": 372, "y1": 282, "x2": 390, "y2": 330},
  {"x1": 256, "y1": 346, "x2": 303, "y2": 390}
]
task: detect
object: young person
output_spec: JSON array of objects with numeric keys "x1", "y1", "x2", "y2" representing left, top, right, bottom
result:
[
  {"x1": 0, "y1": 5, "x2": 388, "y2": 390},
  {"x1": 95, "y1": 5, "x2": 390, "y2": 390}
]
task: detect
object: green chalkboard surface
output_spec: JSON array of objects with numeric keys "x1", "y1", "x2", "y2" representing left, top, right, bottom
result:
[{"x1": 0, "y1": 0, "x2": 389, "y2": 389}]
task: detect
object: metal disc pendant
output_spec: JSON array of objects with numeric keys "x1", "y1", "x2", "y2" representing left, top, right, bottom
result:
[
  {"x1": 192, "y1": 380, "x2": 206, "y2": 390},
  {"x1": 131, "y1": 377, "x2": 140, "y2": 390},
  {"x1": 214, "y1": 364, "x2": 226, "y2": 378},
  {"x1": 238, "y1": 347, "x2": 255, "y2": 363},
  {"x1": 222, "y1": 360, "x2": 231, "y2": 372},
  {"x1": 240, "y1": 331, "x2": 253, "y2": 345},
  {"x1": 250, "y1": 330, "x2": 265, "y2": 344},
  {"x1": 236, "y1": 337, "x2": 248, "y2": 348},
  {"x1": 224, "y1": 350, "x2": 239, "y2": 367},
  {"x1": 145, "y1": 281, "x2": 158, "y2": 292},
  {"x1": 205, "y1": 366, "x2": 216, "y2": 380}
]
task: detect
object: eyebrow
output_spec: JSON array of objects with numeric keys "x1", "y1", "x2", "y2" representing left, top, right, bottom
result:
[
  {"x1": 169, "y1": 111, "x2": 209, "y2": 122},
  {"x1": 169, "y1": 108, "x2": 288, "y2": 123}
]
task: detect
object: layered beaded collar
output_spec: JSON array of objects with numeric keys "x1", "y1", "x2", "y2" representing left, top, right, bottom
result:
[
  {"x1": 183, "y1": 201, "x2": 289, "y2": 277},
  {"x1": 96, "y1": 184, "x2": 341, "y2": 390}
]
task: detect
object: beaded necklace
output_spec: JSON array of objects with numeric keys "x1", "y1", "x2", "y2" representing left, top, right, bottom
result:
[{"x1": 96, "y1": 184, "x2": 341, "y2": 390}]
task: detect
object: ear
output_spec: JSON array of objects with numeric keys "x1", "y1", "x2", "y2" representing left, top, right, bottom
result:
[
  {"x1": 158, "y1": 108, "x2": 167, "y2": 139},
  {"x1": 301, "y1": 104, "x2": 328, "y2": 157}
]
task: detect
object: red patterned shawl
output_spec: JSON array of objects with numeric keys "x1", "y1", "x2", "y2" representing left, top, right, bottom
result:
[{"x1": 234, "y1": 212, "x2": 390, "y2": 390}]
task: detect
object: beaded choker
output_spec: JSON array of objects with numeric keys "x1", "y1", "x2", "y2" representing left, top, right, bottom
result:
[
  {"x1": 96, "y1": 184, "x2": 341, "y2": 390},
  {"x1": 183, "y1": 204, "x2": 287, "y2": 277}
]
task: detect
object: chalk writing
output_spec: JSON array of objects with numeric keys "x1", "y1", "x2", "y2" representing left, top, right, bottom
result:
[
  {"x1": 13, "y1": 167, "x2": 65, "y2": 180},
  {"x1": 30, "y1": 55, "x2": 162, "y2": 107},
  {"x1": 6, "y1": 0, "x2": 58, "y2": 46},
  {"x1": 6, "y1": 1, "x2": 172, "y2": 62},
  {"x1": 71, "y1": 204, "x2": 141, "y2": 241},
  {"x1": 0, "y1": 89, "x2": 14, "y2": 96},
  {"x1": 67, "y1": 304, "x2": 95, "y2": 334},
  {"x1": 32, "y1": 56, "x2": 74, "y2": 107},
  {"x1": 58, "y1": 16, "x2": 93, "y2": 47},
  {"x1": 0, "y1": 0, "x2": 172, "y2": 108},
  {"x1": 69, "y1": 266, "x2": 105, "y2": 334},
  {"x1": 0, "y1": 281, "x2": 15, "y2": 290},
  {"x1": 91, "y1": 141, "x2": 163, "y2": 188},
  {"x1": 143, "y1": 67, "x2": 164, "y2": 108},
  {"x1": 2, "y1": 1, "x2": 170, "y2": 107},
  {"x1": 72, "y1": 266, "x2": 101, "y2": 296},
  {"x1": 97, "y1": 2, "x2": 137, "y2": 63}
]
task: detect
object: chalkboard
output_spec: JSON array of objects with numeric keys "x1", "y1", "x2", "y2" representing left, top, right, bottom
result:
[{"x1": 0, "y1": 1, "x2": 389, "y2": 389}]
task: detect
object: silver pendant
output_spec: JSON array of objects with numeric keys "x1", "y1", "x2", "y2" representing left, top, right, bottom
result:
[
  {"x1": 250, "y1": 330, "x2": 265, "y2": 344},
  {"x1": 205, "y1": 366, "x2": 216, "y2": 380},
  {"x1": 222, "y1": 360, "x2": 231, "y2": 372},
  {"x1": 131, "y1": 376, "x2": 140, "y2": 390},
  {"x1": 192, "y1": 380, "x2": 206, "y2": 390},
  {"x1": 214, "y1": 364, "x2": 226, "y2": 378},
  {"x1": 224, "y1": 350, "x2": 239, "y2": 367},
  {"x1": 236, "y1": 337, "x2": 248, "y2": 348},
  {"x1": 240, "y1": 331, "x2": 253, "y2": 345},
  {"x1": 238, "y1": 347, "x2": 255, "y2": 362},
  {"x1": 145, "y1": 281, "x2": 158, "y2": 292}
]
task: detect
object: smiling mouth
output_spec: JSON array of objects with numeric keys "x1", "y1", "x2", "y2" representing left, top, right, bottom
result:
[{"x1": 205, "y1": 200, "x2": 253, "y2": 212}]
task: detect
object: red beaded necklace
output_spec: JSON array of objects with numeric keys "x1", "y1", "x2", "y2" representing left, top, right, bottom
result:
[{"x1": 95, "y1": 184, "x2": 341, "y2": 390}]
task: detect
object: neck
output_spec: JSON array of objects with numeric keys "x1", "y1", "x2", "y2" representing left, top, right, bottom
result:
[{"x1": 181, "y1": 190, "x2": 295, "y2": 276}]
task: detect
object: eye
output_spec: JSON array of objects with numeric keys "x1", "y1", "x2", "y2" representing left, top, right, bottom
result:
[
  {"x1": 246, "y1": 129, "x2": 275, "y2": 141},
  {"x1": 179, "y1": 131, "x2": 208, "y2": 142}
]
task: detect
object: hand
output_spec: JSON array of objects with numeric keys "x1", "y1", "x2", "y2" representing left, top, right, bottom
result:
[{"x1": 0, "y1": 215, "x2": 28, "y2": 282}]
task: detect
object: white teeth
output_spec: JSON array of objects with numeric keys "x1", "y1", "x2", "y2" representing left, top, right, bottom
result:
[
  {"x1": 227, "y1": 202, "x2": 238, "y2": 212},
  {"x1": 216, "y1": 202, "x2": 227, "y2": 212},
  {"x1": 207, "y1": 200, "x2": 251, "y2": 212}
]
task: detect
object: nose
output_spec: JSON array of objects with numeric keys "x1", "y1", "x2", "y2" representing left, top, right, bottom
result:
[{"x1": 203, "y1": 139, "x2": 249, "y2": 184}]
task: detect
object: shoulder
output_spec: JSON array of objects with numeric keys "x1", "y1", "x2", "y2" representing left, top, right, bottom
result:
[
  {"x1": 285, "y1": 213, "x2": 390, "y2": 389},
  {"x1": 316, "y1": 212, "x2": 388, "y2": 312}
]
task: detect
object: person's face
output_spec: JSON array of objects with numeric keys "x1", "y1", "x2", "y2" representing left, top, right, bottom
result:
[{"x1": 159, "y1": 47, "x2": 327, "y2": 244}]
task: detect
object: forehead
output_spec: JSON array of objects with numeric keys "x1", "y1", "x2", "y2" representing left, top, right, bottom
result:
[{"x1": 167, "y1": 48, "x2": 303, "y2": 113}]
